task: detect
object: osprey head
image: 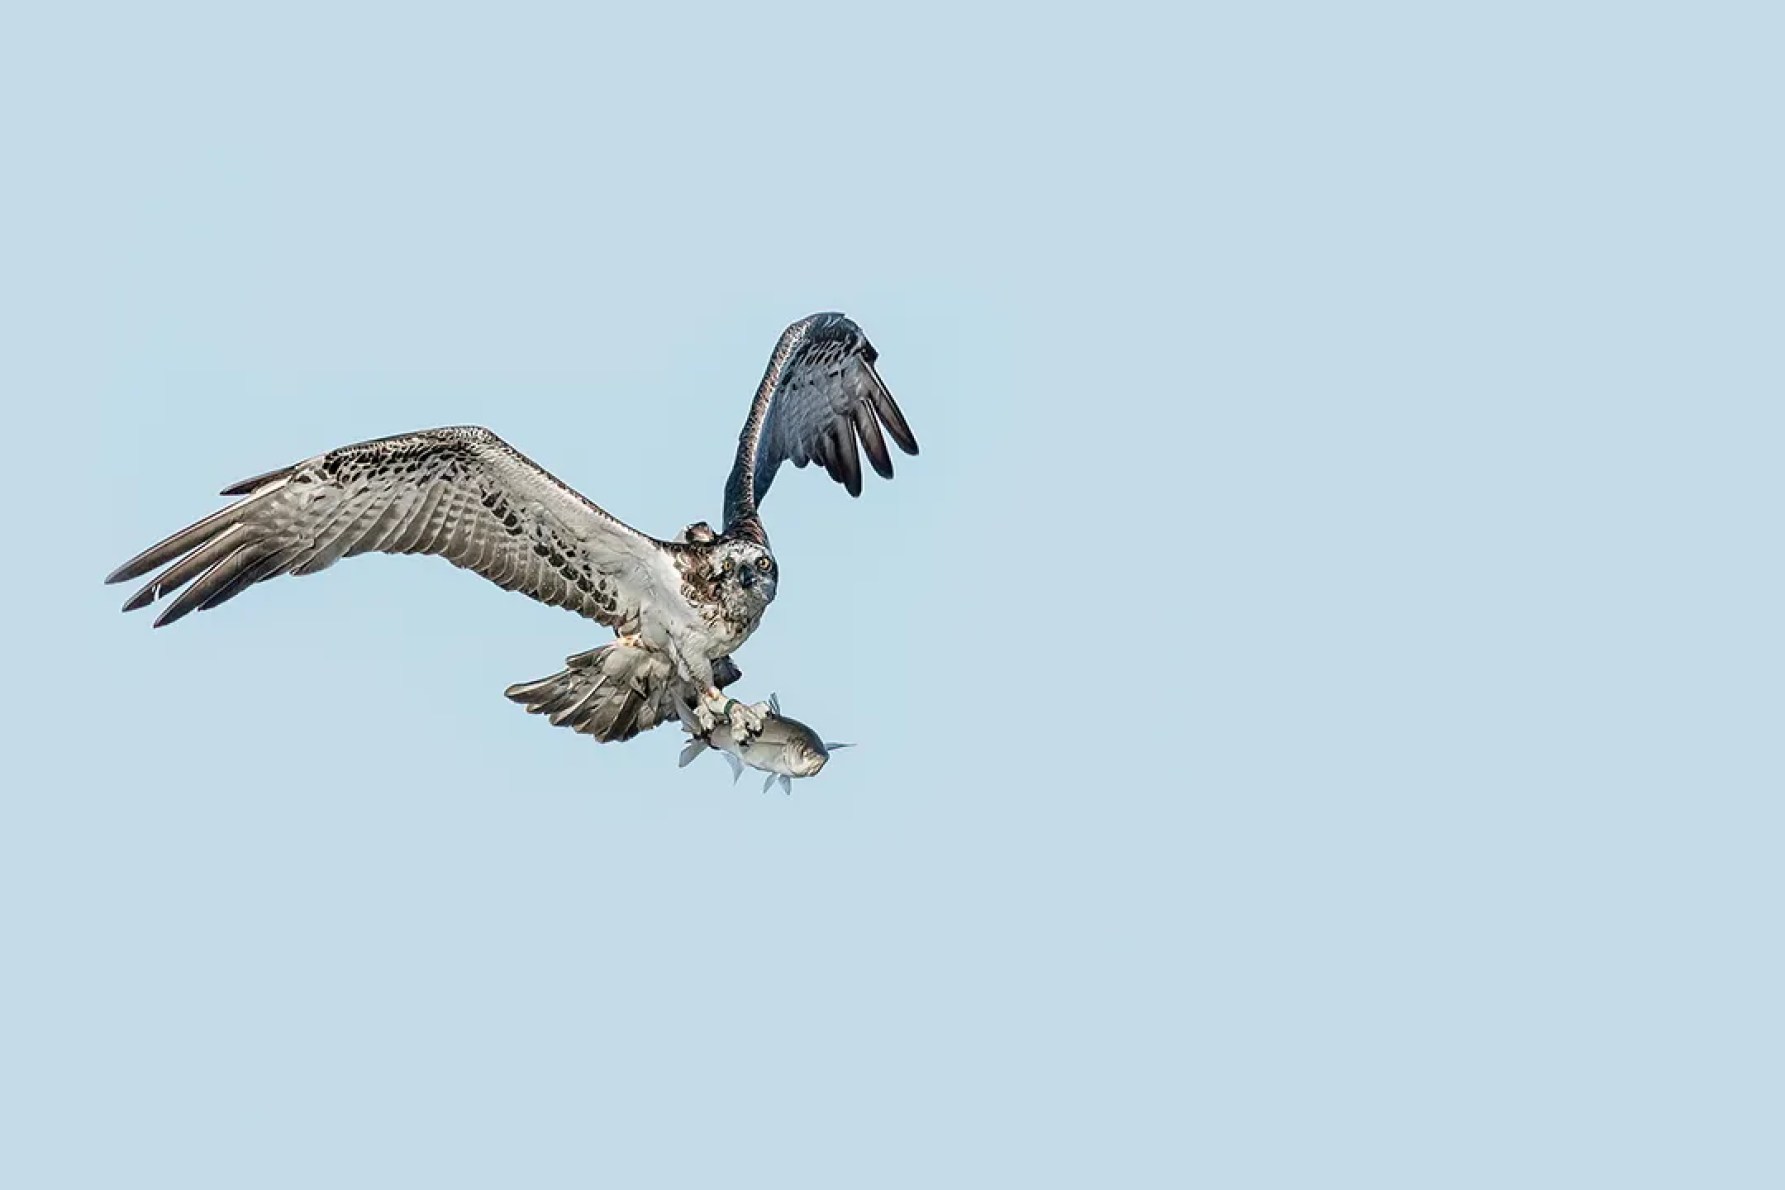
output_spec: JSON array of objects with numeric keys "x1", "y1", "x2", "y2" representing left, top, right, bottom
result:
[{"x1": 711, "y1": 537, "x2": 778, "y2": 609}]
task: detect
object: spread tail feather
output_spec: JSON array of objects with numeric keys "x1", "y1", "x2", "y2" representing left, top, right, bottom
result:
[{"x1": 505, "y1": 641, "x2": 680, "y2": 744}]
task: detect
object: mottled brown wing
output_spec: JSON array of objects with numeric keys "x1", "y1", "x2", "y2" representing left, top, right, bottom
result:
[
  {"x1": 106, "y1": 426, "x2": 682, "y2": 629},
  {"x1": 722, "y1": 312, "x2": 919, "y2": 530}
]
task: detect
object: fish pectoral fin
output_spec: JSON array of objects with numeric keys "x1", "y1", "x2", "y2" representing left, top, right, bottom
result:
[
  {"x1": 761, "y1": 773, "x2": 777, "y2": 794},
  {"x1": 779, "y1": 775, "x2": 792, "y2": 795}
]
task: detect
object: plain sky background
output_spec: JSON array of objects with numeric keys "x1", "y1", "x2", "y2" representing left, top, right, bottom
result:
[{"x1": 3, "y1": 2, "x2": 1780, "y2": 1186}]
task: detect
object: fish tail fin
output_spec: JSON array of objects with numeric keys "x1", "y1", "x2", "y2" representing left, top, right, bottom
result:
[{"x1": 678, "y1": 739, "x2": 707, "y2": 768}]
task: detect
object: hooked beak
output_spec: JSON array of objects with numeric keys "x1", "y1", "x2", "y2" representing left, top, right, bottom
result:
[{"x1": 738, "y1": 568, "x2": 756, "y2": 590}]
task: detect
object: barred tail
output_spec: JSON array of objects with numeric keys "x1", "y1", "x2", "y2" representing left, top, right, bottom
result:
[{"x1": 505, "y1": 641, "x2": 680, "y2": 743}]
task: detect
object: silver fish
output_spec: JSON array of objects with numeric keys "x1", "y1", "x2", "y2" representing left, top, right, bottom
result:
[{"x1": 678, "y1": 694, "x2": 851, "y2": 793}]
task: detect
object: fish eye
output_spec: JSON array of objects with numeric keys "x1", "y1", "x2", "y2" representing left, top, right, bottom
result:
[{"x1": 755, "y1": 556, "x2": 773, "y2": 573}]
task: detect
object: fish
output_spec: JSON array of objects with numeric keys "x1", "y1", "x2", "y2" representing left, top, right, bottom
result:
[{"x1": 678, "y1": 693, "x2": 851, "y2": 793}]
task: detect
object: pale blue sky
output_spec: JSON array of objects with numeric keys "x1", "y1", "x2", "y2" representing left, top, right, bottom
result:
[{"x1": 4, "y1": 2, "x2": 1781, "y2": 1186}]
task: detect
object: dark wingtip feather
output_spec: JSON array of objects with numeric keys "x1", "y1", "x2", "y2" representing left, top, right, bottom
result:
[
  {"x1": 835, "y1": 423, "x2": 863, "y2": 498},
  {"x1": 106, "y1": 548, "x2": 176, "y2": 587},
  {"x1": 219, "y1": 465, "x2": 295, "y2": 497},
  {"x1": 853, "y1": 403, "x2": 895, "y2": 479},
  {"x1": 195, "y1": 551, "x2": 280, "y2": 613},
  {"x1": 817, "y1": 435, "x2": 844, "y2": 488},
  {"x1": 149, "y1": 545, "x2": 262, "y2": 628},
  {"x1": 121, "y1": 584, "x2": 160, "y2": 613},
  {"x1": 877, "y1": 401, "x2": 918, "y2": 455},
  {"x1": 106, "y1": 501, "x2": 249, "y2": 585},
  {"x1": 867, "y1": 369, "x2": 918, "y2": 456}
]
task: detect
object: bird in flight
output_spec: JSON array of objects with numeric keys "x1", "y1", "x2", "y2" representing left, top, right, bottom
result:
[{"x1": 106, "y1": 312, "x2": 919, "y2": 746}]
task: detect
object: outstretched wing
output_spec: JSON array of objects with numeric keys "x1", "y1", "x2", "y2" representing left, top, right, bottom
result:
[
  {"x1": 722, "y1": 312, "x2": 919, "y2": 531},
  {"x1": 107, "y1": 426, "x2": 683, "y2": 629}
]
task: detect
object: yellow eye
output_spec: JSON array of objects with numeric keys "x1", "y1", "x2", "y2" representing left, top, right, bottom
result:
[
  {"x1": 722, "y1": 558, "x2": 735, "y2": 573},
  {"x1": 755, "y1": 556, "x2": 773, "y2": 573}
]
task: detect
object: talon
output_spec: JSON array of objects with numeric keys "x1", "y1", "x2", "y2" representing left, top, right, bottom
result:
[
  {"x1": 691, "y1": 686, "x2": 728, "y2": 737},
  {"x1": 694, "y1": 685, "x2": 752, "y2": 741},
  {"x1": 723, "y1": 697, "x2": 765, "y2": 743}
]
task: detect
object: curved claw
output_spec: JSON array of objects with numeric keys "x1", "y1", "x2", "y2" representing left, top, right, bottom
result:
[
  {"x1": 693, "y1": 688, "x2": 765, "y2": 743},
  {"x1": 724, "y1": 698, "x2": 766, "y2": 743},
  {"x1": 690, "y1": 695, "x2": 722, "y2": 738}
]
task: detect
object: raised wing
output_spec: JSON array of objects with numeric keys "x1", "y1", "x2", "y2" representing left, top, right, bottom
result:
[
  {"x1": 722, "y1": 312, "x2": 918, "y2": 530},
  {"x1": 107, "y1": 426, "x2": 682, "y2": 629}
]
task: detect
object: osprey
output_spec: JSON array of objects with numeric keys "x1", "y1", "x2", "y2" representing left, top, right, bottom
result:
[{"x1": 106, "y1": 312, "x2": 918, "y2": 745}]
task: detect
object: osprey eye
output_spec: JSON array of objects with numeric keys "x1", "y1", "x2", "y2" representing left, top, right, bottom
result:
[
  {"x1": 755, "y1": 557, "x2": 772, "y2": 573},
  {"x1": 722, "y1": 558, "x2": 735, "y2": 573}
]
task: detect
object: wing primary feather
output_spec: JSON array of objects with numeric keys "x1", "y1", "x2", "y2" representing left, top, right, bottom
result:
[
  {"x1": 121, "y1": 524, "x2": 246, "y2": 611},
  {"x1": 219, "y1": 465, "x2": 296, "y2": 497},
  {"x1": 106, "y1": 487, "x2": 280, "y2": 585},
  {"x1": 152, "y1": 544, "x2": 262, "y2": 628},
  {"x1": 869, "y1": 376, "x2": 919, "y2": 455},
  {"x1": 196, "y1": 550, "x2": 283, "y2": 613},
  {"x1": 819, "y1": 430, "x2": 848, "y2": 487},
  {"x1": 852, "y1": 403, "x2": 894, "y2": 479},
  {"x1": 834, "y1": 420, "x2": 863, "y2": 497}
]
